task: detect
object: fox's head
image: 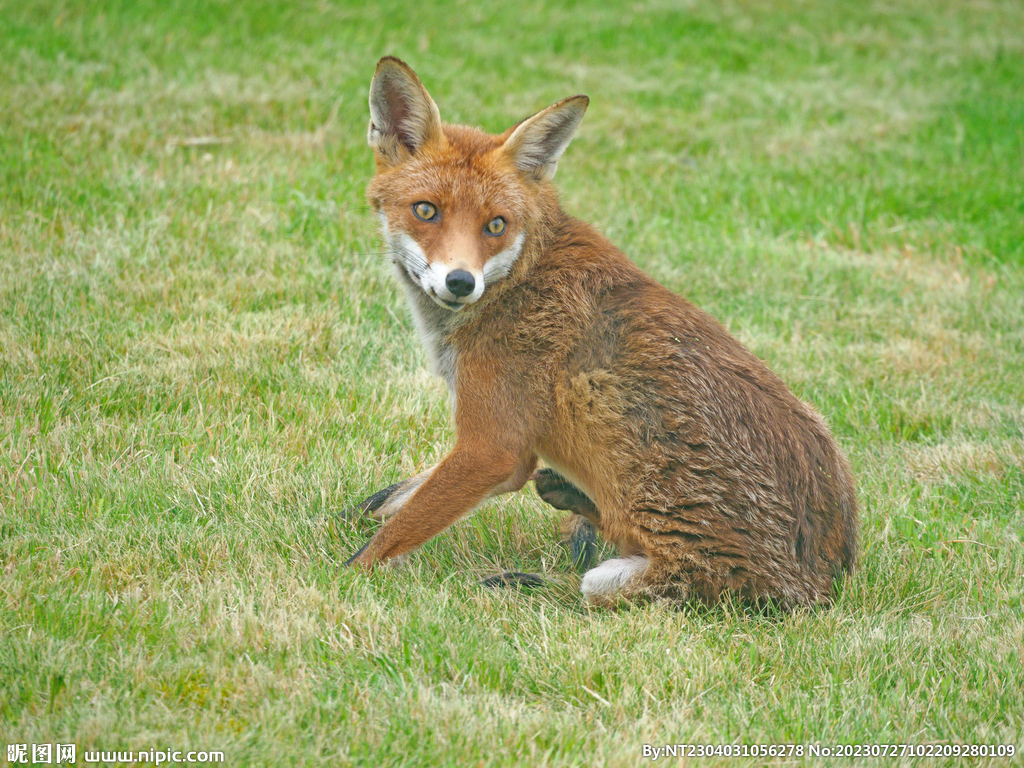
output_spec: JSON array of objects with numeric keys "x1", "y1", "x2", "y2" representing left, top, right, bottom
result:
[{"x1": 365, "y1": 57, "x2": 588, "y2": 312}]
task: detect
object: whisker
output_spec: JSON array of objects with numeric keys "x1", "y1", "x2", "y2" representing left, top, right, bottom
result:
[{"x1": 392, "y1": 245, "x2": 428, "y2": 275}]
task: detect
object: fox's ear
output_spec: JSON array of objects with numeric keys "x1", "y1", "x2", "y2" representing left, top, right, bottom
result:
[
  {"x1": 368, "y1": 57, "x2": 443, "y2": 165},
  {"x1": 501, "y1": 95, "x2": 588, "y2": 182}
]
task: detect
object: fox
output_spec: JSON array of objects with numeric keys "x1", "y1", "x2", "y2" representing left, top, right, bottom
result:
[{"x1": 345, "y1": 56, "x2": 858, "y2": 610}]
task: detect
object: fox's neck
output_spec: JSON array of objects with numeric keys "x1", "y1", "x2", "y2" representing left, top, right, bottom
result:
[
  {"x1": 523, "y1": 192, "x2": 630, "y2": 282},
  {"x1": 392, "y1": 261, "x2": 459, "y2": 397}
]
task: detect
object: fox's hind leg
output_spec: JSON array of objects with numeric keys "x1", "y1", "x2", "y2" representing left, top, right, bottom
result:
[{"x1": 533, "y1": 468, "x2": 600, "y2": 571}]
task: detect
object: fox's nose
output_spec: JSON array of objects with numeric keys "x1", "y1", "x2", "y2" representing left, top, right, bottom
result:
[{"x1": 445, "y1": 270, "x2": 476, "y2": 298}]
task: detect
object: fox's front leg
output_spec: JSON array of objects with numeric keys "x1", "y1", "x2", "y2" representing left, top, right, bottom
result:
[
  {"x1": 347, "y1": 456, "x2": 535, "y2": 522},
  {"x1": 346, "y1": 445, "x2": 537, "y2": 568}
]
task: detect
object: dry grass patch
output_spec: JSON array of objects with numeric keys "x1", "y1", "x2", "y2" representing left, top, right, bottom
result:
[{"x1": 905, "y1": 439, "x2": 1024, "y2": 485}]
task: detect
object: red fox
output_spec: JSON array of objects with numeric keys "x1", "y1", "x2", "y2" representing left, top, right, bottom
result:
[{"x1": 347, "y1": 56, "x2": 858, "y2": 610}]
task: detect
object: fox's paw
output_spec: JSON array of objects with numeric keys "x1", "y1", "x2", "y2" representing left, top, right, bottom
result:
[
  {"x1": 564, "y1": 515, "x2": 599, "y2": 572},
  {"x1": 532, "y1": 468, "x2": 597, "y2": 516},
  {"x1": 343, "y1": 538, "x2": 409, "y2": 569},
  {"x1": 479, "y1": 571, "x2": 546, "y2": 590},
  {"x1": 341, "y1": 482, "x2": 404, "y2": 520}
]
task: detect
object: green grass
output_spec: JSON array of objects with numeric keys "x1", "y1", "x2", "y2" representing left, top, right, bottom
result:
[{"x1": 2, "y1": 0, "x2": 1023, "y2": 765}]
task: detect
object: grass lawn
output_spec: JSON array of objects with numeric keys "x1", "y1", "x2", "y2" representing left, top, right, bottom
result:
[{"x1": 2, "y1": 1, "x2": 1022, "y2": 765}]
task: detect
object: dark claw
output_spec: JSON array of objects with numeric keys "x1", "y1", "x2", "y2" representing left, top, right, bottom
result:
[
  {"x1": 479, "y1": 571, "x2": 546, "y2": 590},
  {"x1": 342, "y1": 481, "x2": 404, "y2": 520}
]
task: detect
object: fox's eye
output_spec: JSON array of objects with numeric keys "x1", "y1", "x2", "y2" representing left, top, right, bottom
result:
[
  {"x1": 485, "y1": 217, "x2": 506, "y2": 236},
  {"x1": 413, "y1": 202, "x2": 437, "y2": 221}
]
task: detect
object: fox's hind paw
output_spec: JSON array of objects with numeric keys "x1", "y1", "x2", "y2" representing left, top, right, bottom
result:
[
  {"x1": 532, "y1": 468, "x2": 598, "y2": 516},
  {"x1": 565, "y1": 515, "x2": 599, "y2": 571},
  {"x1": 532, "y1": 469, "x2": 600, "y2": 571}
]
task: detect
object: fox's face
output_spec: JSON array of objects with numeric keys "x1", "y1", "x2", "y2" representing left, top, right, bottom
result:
[
  {"x1": 367, "y1": 138, "x2": 531, "y2": 311},
  {"x1": 365, "y1": 57, "x2": 587, "y2": 312}
]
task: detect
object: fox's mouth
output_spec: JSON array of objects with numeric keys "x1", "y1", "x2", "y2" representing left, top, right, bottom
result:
[
  {"x1": 394, "y1": 263, "x2": 467, "y2": 311},
  {"x1": 428, "y1": 289, "x2": 466, "y2": 311}
]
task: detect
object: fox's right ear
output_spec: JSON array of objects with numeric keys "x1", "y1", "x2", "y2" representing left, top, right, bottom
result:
[{"x1": 368, "y1": 57, "x2": 443, "y2": 166}]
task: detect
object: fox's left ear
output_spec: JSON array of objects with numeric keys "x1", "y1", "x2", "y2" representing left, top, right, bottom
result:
[{"x1": 501, "y1": 95, "x2": 589, "y2": 182}]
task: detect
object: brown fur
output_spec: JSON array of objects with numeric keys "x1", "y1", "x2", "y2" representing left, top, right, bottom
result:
[{"x1": 349, "y1": 57, "x2": 858, "y2": 610}]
